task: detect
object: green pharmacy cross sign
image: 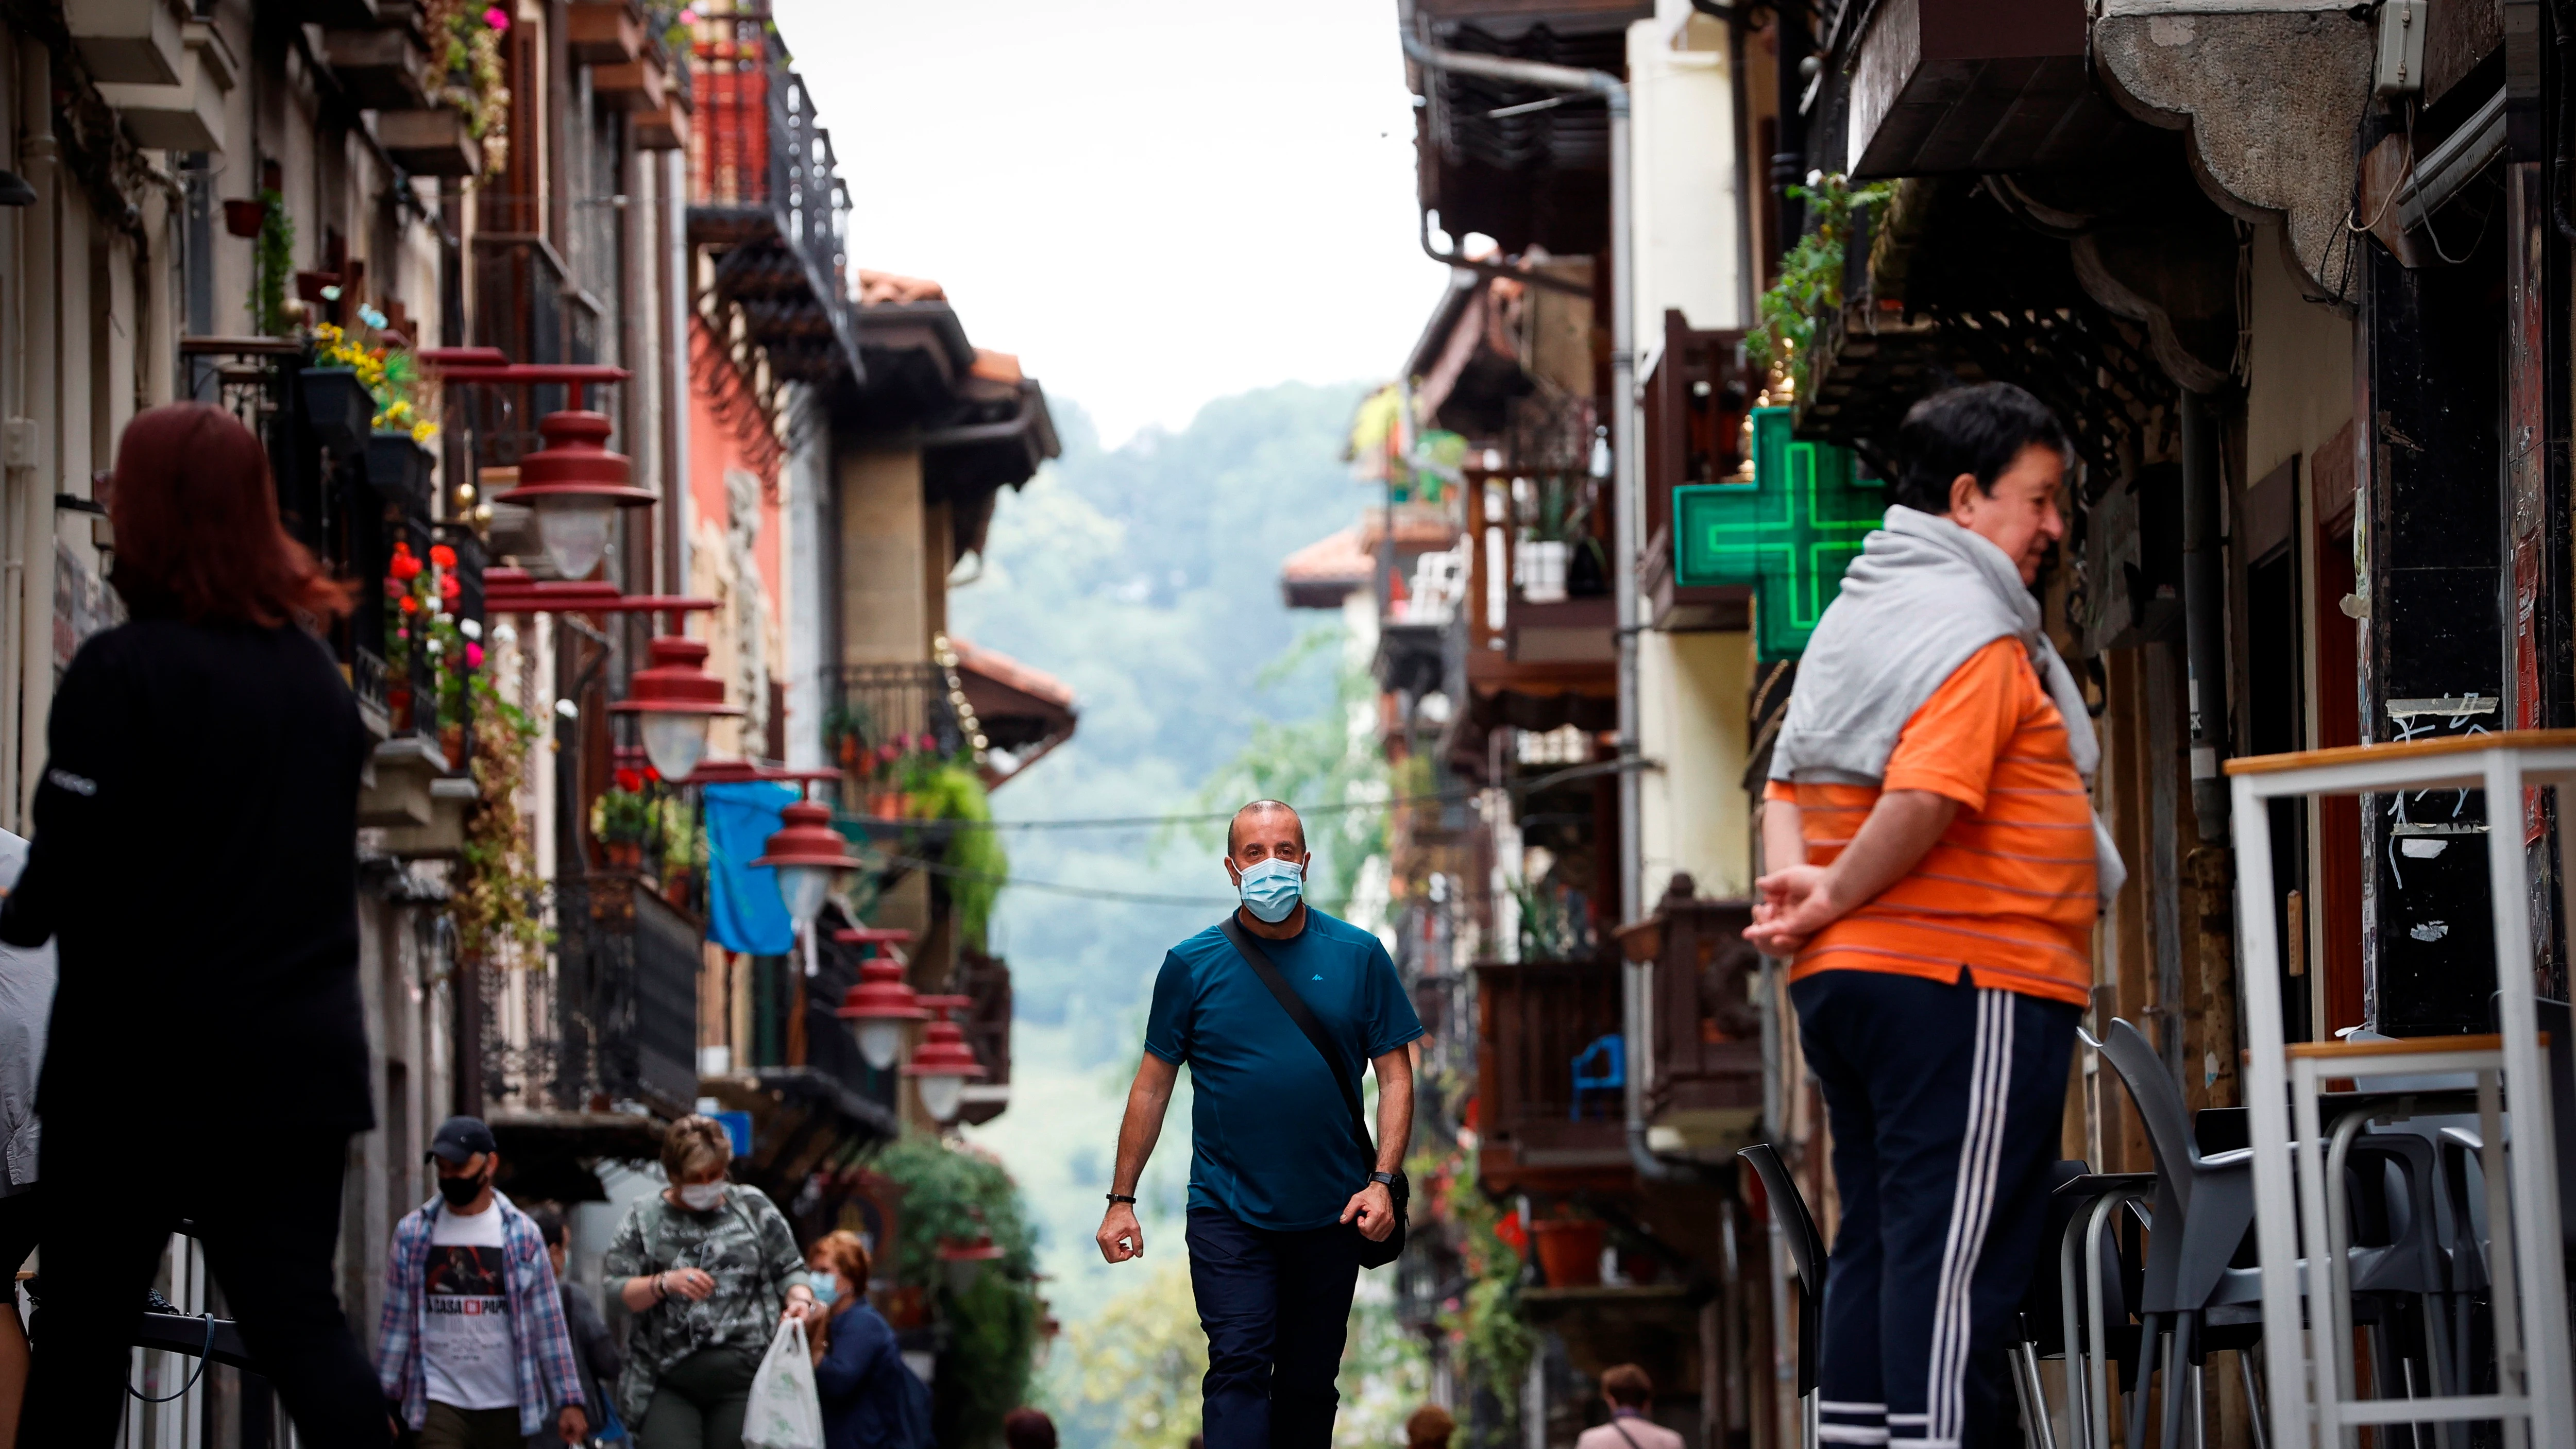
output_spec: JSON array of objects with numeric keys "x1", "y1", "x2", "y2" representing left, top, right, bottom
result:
[{"x1": 1673, "y1": 407, "x2": 1884, "y2": 661}]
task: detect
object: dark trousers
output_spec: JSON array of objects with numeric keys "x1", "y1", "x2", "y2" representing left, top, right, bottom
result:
[
  {"x1": 422, "y1": 1402, "x2": 526, "y2": 1449},
  {"x1": 1791, "y1": 968, "x2": 2077, "y2": 1449},
  {"x1": 636, "y1": 1343, "x2": 762, "y2": 1449},
  {"x1": 1185, "y1": 1207, "x2": 1360, "y2": 1449},
  {"x1": 19, "y1": 1121, "x2": 391, "y2": 1449}
]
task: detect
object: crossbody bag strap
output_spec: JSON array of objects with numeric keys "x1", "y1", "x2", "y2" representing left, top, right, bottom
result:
[{"x1": 1219, "y1": 916, "x2": 1377, "y2": 1164}]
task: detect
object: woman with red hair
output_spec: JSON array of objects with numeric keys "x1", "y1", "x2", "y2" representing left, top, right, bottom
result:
[{"x1": 4, "y1": 404, "x2": 390, "y2": 1446}]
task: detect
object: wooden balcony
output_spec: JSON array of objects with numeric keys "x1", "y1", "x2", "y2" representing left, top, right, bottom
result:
[
  {"x1": 1461, "y1": 465, "x2": 1617, "y2": 734},
  {"x1": 1473, "y1": 954, "x2": 1633, "y2": 1194},
  {"x1": 1623, "y1": 882, "x2": 1764, "y2": 1156},
  {"x1": 1844, "y1": 0, "x2": 2129, "y2": 178}
]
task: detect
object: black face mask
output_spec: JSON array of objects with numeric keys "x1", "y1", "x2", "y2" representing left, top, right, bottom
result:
[{"x1": 437, "y1": 1172, "x2": 487, "y2": 1208}]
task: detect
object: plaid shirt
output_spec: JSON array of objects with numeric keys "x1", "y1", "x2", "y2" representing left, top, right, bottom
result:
[{"x1": 375, "y1": 1190, "x2": 587, "y2": 1437}]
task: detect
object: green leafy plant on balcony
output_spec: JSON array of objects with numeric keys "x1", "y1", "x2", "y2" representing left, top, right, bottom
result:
[
  {"x1": 1744, "y1": 173, "x2": 1897, "y2": 401},
  {"x1": 908, "y1": 759, "x2": 1007, "y2": 948}
]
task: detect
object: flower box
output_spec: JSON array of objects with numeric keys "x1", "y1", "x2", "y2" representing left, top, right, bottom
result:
[
  {"x1": 365, "y1": 431, "x2": 435, "y2": 508},
  {"x1": 375, "y1": 107, "x2": 482, "y2": 178},
  {"x1": 299, "y1": 367, "x2": 374, "y2": 456},
  {"x1": 566, "y1": 2, "x2": 643, "y2": 65}
]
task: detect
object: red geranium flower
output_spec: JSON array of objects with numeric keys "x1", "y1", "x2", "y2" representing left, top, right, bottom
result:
[
  {"x1": 399, "y1": 595, "x2": 418, "y2": 615},
  {"x1": 389, "y1": 542, "x2": 422, "y2": 581},
  {"x1": 439, "y1": 574, "x2": 462, "y2": 601},
  {"x1": 615, "y1": 768, "x2": 643, "y2": 793},
  {"x1": 384, "y1": 578, "x2": 402, "y2": 599},
  {"x1": 429, "y1": 543, "x2": 458, "y2": 569},
  {"x1": 642, "y1": 765, "x2": 661, "y2": 782}
]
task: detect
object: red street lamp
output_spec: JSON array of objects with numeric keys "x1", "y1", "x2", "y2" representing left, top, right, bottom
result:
[
  {"x1": 490, "y1": 411, "x2": 656, "y2": 579},
  {"x1": 750, "y1": 794, "x2": 863, "y2": 926},
  {"x1": 608, "y1": 634, "x2": 742, "y2": 784},
  {"x1": 904, "y1": 994, "x2": 986, "y2": 1126},
  {"x1": 935, "y1": 1233, "x2": 1005, "y2": 1295},
  {"x1": 832, "y1": 927, "x2": 924, "y2": 1070},
  {"x1": 835, "y1": 961, "x2": 929, "y2": 1072}
]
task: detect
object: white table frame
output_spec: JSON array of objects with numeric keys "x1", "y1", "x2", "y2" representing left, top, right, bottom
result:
[{"x1": 2230, "y1": 739, "x2": 2576, "y2": 1448}]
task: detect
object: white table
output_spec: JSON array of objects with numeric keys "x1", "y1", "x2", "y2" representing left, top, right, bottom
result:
[{"x1": 2228, "y1": 730, "x2": 2575, "y2": 1448}]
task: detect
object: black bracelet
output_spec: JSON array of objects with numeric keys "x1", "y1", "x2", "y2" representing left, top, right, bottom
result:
[{"x1": 1106, "y1": 1192, "x2": 1137, "y2": 1204}]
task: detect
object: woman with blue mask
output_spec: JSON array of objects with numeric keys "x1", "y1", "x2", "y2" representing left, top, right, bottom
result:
[{"x1": 804, "y1": 1231, "x2": 929, "y2": 1449}]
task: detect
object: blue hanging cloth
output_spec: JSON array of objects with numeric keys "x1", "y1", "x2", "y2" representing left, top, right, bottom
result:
[{"x1": 701, "y1": 780, "x2": 801, "y2": 955}]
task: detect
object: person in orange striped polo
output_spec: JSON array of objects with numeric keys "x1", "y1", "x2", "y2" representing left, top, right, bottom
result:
[{"x1": 1745, "y1": 383, "x2": 2120, "y2": 1449}]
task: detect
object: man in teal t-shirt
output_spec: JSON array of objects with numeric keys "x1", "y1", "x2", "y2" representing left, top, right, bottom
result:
[{"x1": 1095, "y1": 800, "x2": 1422, "y2": 1449}]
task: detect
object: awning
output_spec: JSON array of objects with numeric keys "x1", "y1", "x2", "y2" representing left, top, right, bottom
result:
[{"x1": 948, "y1": 635, "x2": 1077, "y2": 784}]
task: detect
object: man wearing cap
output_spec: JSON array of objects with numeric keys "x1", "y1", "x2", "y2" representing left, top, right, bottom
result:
[{"x1": 376, "y1": 1116, "x2": 590, "y2": 1447}]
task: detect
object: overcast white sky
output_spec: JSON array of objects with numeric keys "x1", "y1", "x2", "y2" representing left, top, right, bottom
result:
[{"x1": 771, "y1": 0, "x2": 1453, "y2": 447}]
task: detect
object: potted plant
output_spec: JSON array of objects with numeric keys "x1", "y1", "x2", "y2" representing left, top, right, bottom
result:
[
  {"x1": 383, "y1": 540, "x2": 427, "y2": 731},
  {"x1": 591, "y1": 771, "x2": 653, "y2": 870},
  {"x1": 657, "y1": 793, "x2": 704, "y2": 906},
  {"x1": 1528, "y1": 1211, "x2": 1607, "y2": 1288}
]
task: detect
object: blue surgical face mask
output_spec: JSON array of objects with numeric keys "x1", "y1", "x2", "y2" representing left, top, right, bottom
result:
[
  {"x1": 803, "y1": 1270, "x2": 840, "y2": 1307},
  {"x1": 1237, "y1": 858, "x2": 1303, "y2": 924}
]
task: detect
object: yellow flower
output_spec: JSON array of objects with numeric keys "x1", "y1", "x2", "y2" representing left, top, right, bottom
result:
[{"x1": 411, "y1": 420, "x2": 438, "y2": 444}]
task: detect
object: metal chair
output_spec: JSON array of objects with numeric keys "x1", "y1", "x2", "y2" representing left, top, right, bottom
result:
[
  {"x1": 1740, "y1": 1142, "x2": 1826, "y2": 1449},
  {"x1": 2016, "y1": 1160, "x2": 2161, "y2": 1449}
]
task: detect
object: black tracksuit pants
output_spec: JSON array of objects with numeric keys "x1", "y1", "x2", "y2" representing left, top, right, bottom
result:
[
  {"x1": 1792, "y1": 967, "x2": 2078, "y2": 1449},
  {"x1": 20, "y1": 1122, "x2": 392, "y2": 1448}
]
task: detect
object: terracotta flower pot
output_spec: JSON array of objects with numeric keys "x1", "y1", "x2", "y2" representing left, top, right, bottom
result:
[
  {"x1": 662, "y1": 866, "x2": 693, "y2": 907},
  {"x1": 387, "y1": 684, "x2": 413, "y2": 734},
  {"x1": 1529, "y1": 1219, "x2": 1606, "y2": 1288},
  {"x1": 222, "y1": 197, "x2": 269, "y2": 238},
  {"x1": 605, "y1": 841, "x2": 643, "y2": 870},
  {"x1": 439, "y1": 724, "x2": 464, "y2": 771}
]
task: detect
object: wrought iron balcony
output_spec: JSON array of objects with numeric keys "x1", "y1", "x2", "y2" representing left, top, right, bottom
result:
[
  {"x1": 685, "y1": 2, "x2": 862, "y2": 385},
  {"x1": 480, "y1": 874, "x2": 702, "y2": 1127}
]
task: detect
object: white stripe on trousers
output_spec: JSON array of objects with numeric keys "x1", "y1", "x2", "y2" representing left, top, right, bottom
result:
[{"x1": 1924, "y1": 989, "x2": 2014, "y2": 1445}]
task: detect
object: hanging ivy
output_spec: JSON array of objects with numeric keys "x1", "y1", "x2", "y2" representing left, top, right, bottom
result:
[
  {"x1": 250, "y1": 188, "x2": 293, "y2": 336},
  {"x1": 1743, "y1": 174, "x2": 1897, "y2": 401},
  {"x1": 450, "y1": 634, "x2": 548, "y2": 965}
]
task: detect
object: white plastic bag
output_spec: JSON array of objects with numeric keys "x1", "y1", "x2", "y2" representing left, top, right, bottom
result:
[{"x1": 742, "y1": 1317, "x2": 825, "y2": 1449}]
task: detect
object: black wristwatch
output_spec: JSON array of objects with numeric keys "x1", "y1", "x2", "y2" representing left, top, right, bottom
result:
[
  {"x1": 1368, "y1": 1171, "x2": 1398, "y2": 1187},
  {"x1": 1106, "y1": 1192, "x2": 1137, "y2": 1205}
]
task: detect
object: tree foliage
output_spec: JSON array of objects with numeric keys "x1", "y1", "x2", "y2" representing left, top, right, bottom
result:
[{"x1": 873, "y1": 1134, "x2": 1039, "y2": 1447}]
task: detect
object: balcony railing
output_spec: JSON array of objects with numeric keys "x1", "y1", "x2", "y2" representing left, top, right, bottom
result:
[
  {"x1": 822, "y1": 664, "x2": 970, "y2": 773},
  {"x1": 686, "y1": 2, "x2": 861, "y2": 384},
  {"x1": 482, "y1": 874, "x2": 701, "y2": 1119}
]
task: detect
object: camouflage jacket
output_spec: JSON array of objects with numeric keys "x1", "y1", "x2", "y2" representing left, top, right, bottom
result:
[{"x1": 602, "y1": 1182, "x2": 806, "y2": 1425}]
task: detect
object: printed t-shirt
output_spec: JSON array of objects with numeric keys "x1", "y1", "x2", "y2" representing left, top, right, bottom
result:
[
  {"x1": 1765, "y1": 637, "x2": 2097, "y2": 1005},
  {"x1": 422, "y1": 1205, "x2": 518, "y2": 1410},
  {"x1": 1144, "y1": 909, "x2": 1425, "y2": 1231}
]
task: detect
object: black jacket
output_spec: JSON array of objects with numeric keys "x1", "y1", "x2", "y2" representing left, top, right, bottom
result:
[{"x1": 0, "y1": 619, "x2": 373, "y2": 1130}]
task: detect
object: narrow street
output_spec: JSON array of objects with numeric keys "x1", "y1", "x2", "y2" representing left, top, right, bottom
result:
[{"x1": 1, "y1": 3, "x2": 2572, "y2": 1449}]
